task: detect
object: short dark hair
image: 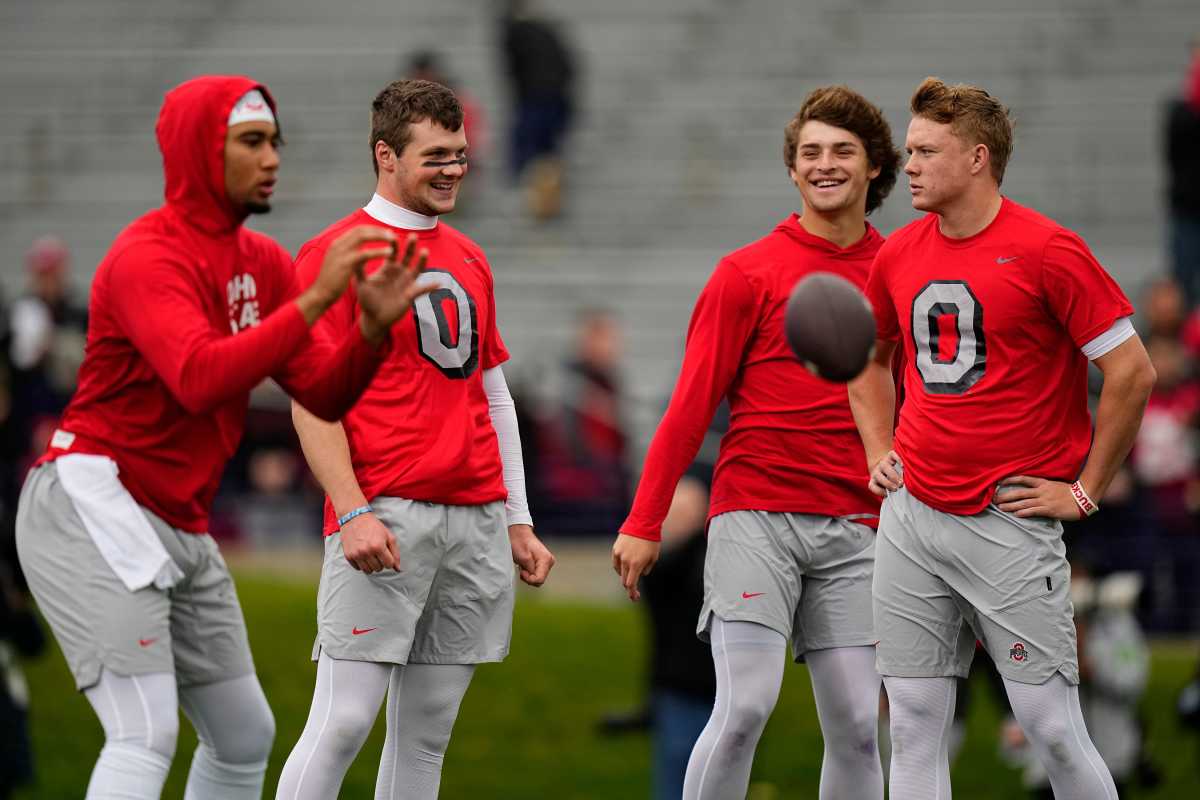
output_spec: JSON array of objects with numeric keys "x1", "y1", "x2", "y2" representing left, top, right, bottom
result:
[
  {"x1": 783, "y1": 86, "x2": 900, "y2": 215},
  {"x1": 369, "y1": 79, "x2": 464, "y2": 175},
  {"x1": 910, "y1": 77, "x2": 1013, "y2": 185}
]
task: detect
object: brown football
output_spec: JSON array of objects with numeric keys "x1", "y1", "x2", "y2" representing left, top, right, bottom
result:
[{"x1": 783, "y1": 272, "x2": 876, "y2": 382}]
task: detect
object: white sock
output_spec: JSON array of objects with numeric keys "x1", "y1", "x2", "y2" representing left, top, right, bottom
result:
[
  {"x1": 179, "y1": 674, "x2": 275, "y2": 800},
  {"x1": 883, "y1": 676, "x2": 956, "y2": 800},
  {"x1": 806, "y1": 646, "x2": 884, "y2": 800},
  {"x1": 682, "y1": 618, "x2": 786, "y2": 800},
  {"x1": 1003, "y1": 674, "x2": 1119, "y2": 800},
  {"x1": 275, "y1": 653, "x2": 392, "y2": 800},
  {"x1": 83, "y1": 671, "x2": 179, "y2": 799},
  {"x1": 375, "y1": 664, "x2": 476, "y2": 800}
]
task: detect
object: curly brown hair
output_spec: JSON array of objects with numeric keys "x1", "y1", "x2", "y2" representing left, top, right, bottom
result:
[
  {"x1": 783, "y1": 86, "x2": 900, "y2": 215},
  {"x1": 910, "y1": 77, "x2": 1013, "y2": 185},
  {"x1": 369, "y1": 79, "x2": 464, "y2": 175}
]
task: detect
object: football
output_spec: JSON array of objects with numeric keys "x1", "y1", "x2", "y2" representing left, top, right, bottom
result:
[{"x1": 783, "y1": 272, "x2": 877, "y2": 382}]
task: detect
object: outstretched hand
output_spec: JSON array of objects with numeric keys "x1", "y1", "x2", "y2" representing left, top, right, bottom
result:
[
  {"x1": 357, "y1": 232, "x2": 435, "y2": 343},
  {"x1": 297, "y1": 225, "x2": 397, "y2": 324}
]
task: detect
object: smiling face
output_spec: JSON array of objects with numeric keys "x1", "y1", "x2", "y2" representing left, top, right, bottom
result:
[
  {"x1": 224, "y1": 120, "x2": 280, "y2": 215},
  {"x1": 376, "y1": 118, "x2": 468, "y2": 216},
  {"x1": 788, "y1": 120, "x2": 879, "y2": 218}
]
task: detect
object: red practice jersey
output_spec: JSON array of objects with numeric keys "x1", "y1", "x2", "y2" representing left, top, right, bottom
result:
[
  {"x1": 38, "y1": 76, "x2": 388, "y2": 533},
  {"x1": 621, "y1": 216, "x2": 885, "y2": 541},
  {"x1": 296, "y1": 209, "x2": 510, "y2": 534},
  {"x1": 865, "y1": 198, "x2": 1134, "y2": 515}
]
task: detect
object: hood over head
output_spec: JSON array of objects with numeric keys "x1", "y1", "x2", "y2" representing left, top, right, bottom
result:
[{"x1": 155, "y1": 75, "x2": 279, "y2": 233}]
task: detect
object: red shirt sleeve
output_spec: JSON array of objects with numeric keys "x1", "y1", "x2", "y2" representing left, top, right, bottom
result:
[
  {"x1": 108, "y1": 243, "x2": 311, "y2": 415},
  {"x1": 1041, "y1": 231, "x2": 1135, "y2": 347},
  {"x1": 620, "y1": 259, "x2": 757, "y2": 541},
  {"x1": 865, "y1": 246, "x2": 900, "y2": 342},
  {"x1": 273, "y1": 244, "x2": 389, "y2": 421}
]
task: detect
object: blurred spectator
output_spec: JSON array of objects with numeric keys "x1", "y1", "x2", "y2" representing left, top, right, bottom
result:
[
  {"x1": 499, "y1": 0, "x2": 578, "y2": 219},
  {"x1": 5, "y1": 237, "x2": 87, "y2": 467},
  {"x1": 212, "y1": 392, "x2": 325, "y2": 547},
  {"x1": 1130, "y1": 334, "x2": 1200, "y2": 631},
  {"x1": 1142, "y1": 276, "x2": 1188, "y2": 340},
  {"x1": 527, "y1": 310, "x2": 631, "y2": 536},
  {"x1": 1165, "y1": 38, "x2": 1200, "y2": 304}
]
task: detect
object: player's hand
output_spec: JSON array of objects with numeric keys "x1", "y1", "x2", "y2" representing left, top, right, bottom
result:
[
  {"x1": 611, "y1": 533, "x2": 660, "y2": 602},
  {"x1": 297, "y1": 226, "x2": 398, "y2": 323},
  {"x1": 994, "y1": 476, "x2": 1082, "y2": 520},
  {"x1": 509, "y1": 524, "x2": 555, "y2": 587},
  {"x1": 340, "y1": 512, "x2": 401, "y2": 573},
  {"x1": 868, "y1": 450, "x2": 903, "y2": 497},
  {"x1": 356, "y1": 233, "x2": 437, "y2": 344}
]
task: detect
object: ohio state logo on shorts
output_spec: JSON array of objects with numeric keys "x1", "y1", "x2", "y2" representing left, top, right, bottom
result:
[{"x1": 1009, "y1": 642, "x2": 1029, "y2": 663}]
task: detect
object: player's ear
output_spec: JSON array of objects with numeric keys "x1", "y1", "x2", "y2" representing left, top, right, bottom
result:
[
  {"x1": 971, "y1": 143, "x2": 990, "y2": 177},
  {"x1": 374, "y1": 140, "x2": 394, "y2": 173}
]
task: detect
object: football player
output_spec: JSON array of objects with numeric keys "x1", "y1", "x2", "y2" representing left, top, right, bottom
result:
[
  {"x1": 15, "y1": 76, "x2": 426, "y2": 799},
  {"x1": 850, "y1": 77, "x2": 1155, "y2": 800},
  {"x1": 612, "y1": 86, "x2": 901, "y2": 800},
  {"x1": 276, "y1": 79, "x2": 554, "y2": 800}
]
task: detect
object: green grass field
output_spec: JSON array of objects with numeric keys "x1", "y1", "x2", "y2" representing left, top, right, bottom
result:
[{"x1": 14, "y1": 571, "x2": 1200, "y2": 798}]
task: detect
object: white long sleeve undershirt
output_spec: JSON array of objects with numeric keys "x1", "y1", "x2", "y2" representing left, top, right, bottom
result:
[{"x1": 482, "y1": 366, "x2": 533, "y2": 528}]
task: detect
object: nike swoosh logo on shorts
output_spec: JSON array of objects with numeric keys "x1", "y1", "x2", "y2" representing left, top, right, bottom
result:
[
  {"x1": 352, "y1": 627, "x2": 378, "y2": 635},
  {"x1": 138, "y1": 638, "x2": 157, "y2": 647},
  {"x1": 741, "y1": 592, "x2": 766, "y2": 599},
  {"x1": 464, "y1": 257, "x2": 478, "y2": 263}
]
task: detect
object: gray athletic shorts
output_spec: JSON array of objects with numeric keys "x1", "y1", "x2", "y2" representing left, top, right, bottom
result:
[
  {"x1": 15, "y1": 462, "x2": 255, "y2": 691},
  {"x1": 698, "y1": 510, "x2": 877, "y2": 662},
  {"x1": 873, "y1": 483, "x2": 1078, "y2": 685},
  {"x1": 313, "y1": 496, "x2": 514, "y2": 665}
]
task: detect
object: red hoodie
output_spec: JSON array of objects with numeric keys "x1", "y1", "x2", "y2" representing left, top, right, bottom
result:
[
  {"x1": 38, "y1": 75, "x2": 388, "y2": 532},
  {"x1": 620, "y1": 216, "x2": 884, "y2": 541}
]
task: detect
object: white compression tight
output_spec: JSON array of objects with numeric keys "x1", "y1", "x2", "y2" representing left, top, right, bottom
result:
[
  {"x1": 883, "y1": 676, "x2": 956, "y2": 800},
  {"x1": 84, "y1": 671, "x2": 178, "y2": 799},
  {"x1": 1003, "y1": 674, "x2": 1118, "y2": 800},
  {"x1": 178, "y1": 674, "x2": 276, "y2": 799},
  {"x1": 276, "y1": 652, "x2": 475, "y2": 800},
  {"x1": 683, "y1": 620, "x2": 884, "y2": 800},
  {"x1": 885, "y1": 674, "x2": 1118, "y2": 800},
  {"x1": 806, "y1": 646, "x2": 884, "y2": 800},
  {"x1": 683, "y1": 619, "x2": 785, "y2": 800},
  {"x1": 83, "y1": 670, "x2": 274, "y2": 800}
]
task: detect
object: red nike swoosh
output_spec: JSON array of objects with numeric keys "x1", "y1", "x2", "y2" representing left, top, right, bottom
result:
[
  {"x1": 138, "y1": 638, "x2": 157, "y2": 647},
  {"x1": 741, "y1": 592, "x2": 766, "y2": 599},
  {"x1": 352, "y1": 627, "x2": 378, "y2": 635}
]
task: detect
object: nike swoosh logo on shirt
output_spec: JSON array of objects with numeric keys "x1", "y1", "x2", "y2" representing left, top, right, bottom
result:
[
  {"x1": 996, "y1": 256, "x2": 1019, "y2": 264},
  {"x1": 138, "y1": 638, "x2": 157, "y2": 647},
  {"x1": 352, "y1": 627, "x2": 378, "y2": 636},
  {"x1": 464, "y1": 257, "x2": 479, "y2": 263},
  {"x1": 741, "y1": 592, "x2": 766, "y2": 599}
]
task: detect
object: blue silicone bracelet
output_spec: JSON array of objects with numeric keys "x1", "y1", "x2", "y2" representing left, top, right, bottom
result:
[{"x1": 337, "y1": 505, "x2": 372, "y2": 528}]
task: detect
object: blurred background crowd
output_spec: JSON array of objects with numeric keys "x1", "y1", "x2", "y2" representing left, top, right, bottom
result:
[{"x1": 3, "y1": 0, "x2": 1200, "y2": 797}]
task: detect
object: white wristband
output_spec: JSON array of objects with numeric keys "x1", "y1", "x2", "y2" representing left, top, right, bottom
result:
[{"x1": 1069, "y1": 481, "x2": 1099, "y2": 517}]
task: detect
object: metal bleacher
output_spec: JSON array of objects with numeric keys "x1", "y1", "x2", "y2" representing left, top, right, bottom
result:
[{"x1": 2, "y1": 0, "x2": 1198, "y2": 442}]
